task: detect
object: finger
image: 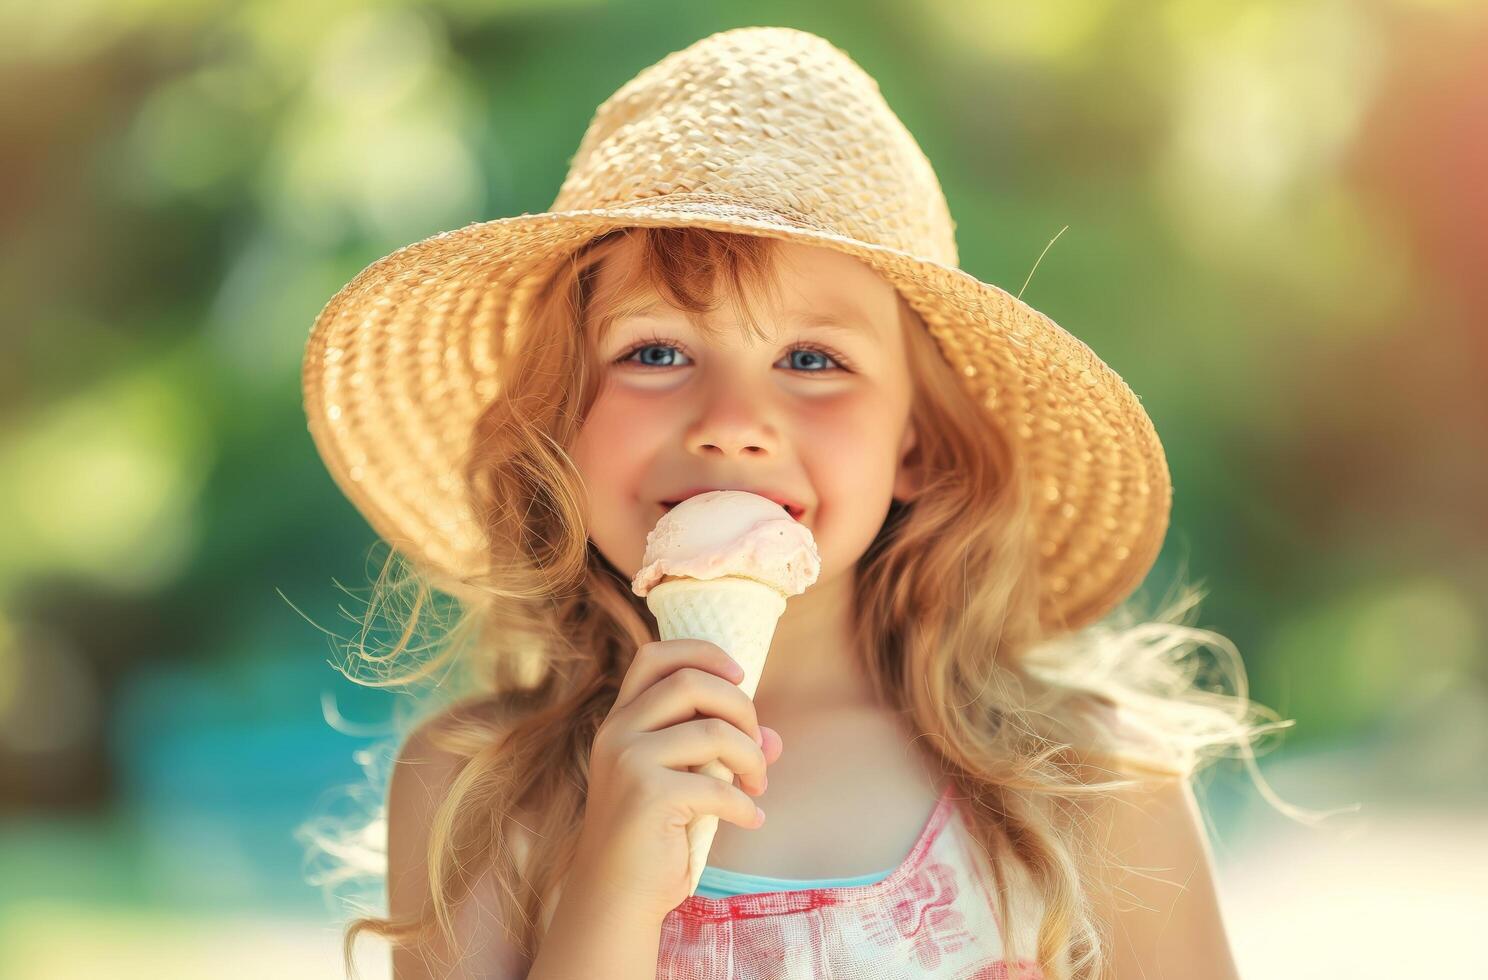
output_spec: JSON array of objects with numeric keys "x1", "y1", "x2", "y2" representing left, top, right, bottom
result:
[
  {"x1": 761, "y1": 725, "x2": 783, "y2": 763},
  {"x1": 626, "y1": 666, "x2": 763, "y2": 748},
  {"x1": 643, "y1": 717, "x2": 770, "y2": 797},
  {"x1": 613, "y1": 640, "x2": 743, "y2": 712},
  {"x1": 658, "y1": 768, "x2": 766, "y2": 830}
]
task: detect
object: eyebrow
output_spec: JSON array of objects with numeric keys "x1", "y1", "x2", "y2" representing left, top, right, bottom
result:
[{"x1": 617, "y1": 300, "x2": 880, "y2": 341}]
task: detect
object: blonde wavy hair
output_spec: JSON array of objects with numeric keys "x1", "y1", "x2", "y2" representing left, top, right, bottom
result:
[{"x1": 299, "y1": 227, "x2": 1311, "y2": 979}]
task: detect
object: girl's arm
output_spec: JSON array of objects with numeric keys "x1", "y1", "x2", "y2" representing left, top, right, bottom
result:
[
  {"x1": 387, "y1": 715, "x2": 532, "y2": 979},
  {"x1": 387, "y1": 714, "x2": 668, "y2": 979},
  {"x1": 525, "y1": 872, "x2": 664, "y2": 980},
  {"x1": 1090, "y1": 776, "x2": 1243, "y2": 979}
]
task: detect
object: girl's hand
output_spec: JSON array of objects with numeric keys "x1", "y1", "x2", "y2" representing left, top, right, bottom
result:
[{"x1": 570, "y1": 638, "x2": 784, "y2": 923}]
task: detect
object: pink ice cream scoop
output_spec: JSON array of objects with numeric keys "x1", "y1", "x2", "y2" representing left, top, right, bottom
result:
[{"x1": 631, "y1": 490, "x2": 821, "y2": 598}]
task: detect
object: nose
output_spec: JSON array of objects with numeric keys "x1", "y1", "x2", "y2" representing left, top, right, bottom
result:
[{"x1": 683, "y1": 383, "x2": 780, "y2": 458}]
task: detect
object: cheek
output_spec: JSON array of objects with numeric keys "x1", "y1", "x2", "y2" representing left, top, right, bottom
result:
[
  {"x1": 796, "y1": 396, "x2": 901, "y2": 506},
  {"x1": 571, "y1": 386, "x2": 658, "y2": 491},
  {"x1": 800, "y1": 393, "x2": 898, "y2": 463},
  {"x1": 799, "y1": 412, "x2": 860, "y2": 478}
]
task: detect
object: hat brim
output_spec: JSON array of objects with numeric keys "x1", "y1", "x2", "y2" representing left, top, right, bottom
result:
[{"x1": 302, "y1": 196, "x2": 1171, "y2": 634}]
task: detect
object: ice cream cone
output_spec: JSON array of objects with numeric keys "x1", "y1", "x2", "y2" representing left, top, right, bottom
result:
[{"x1": 644, "y1": 574, "x2": 787, "y2": 896}]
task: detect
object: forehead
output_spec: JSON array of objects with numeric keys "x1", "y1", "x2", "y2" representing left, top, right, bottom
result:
[
  {"x1": 615, "y1": 297, "x2": 884, "y2": 344},
  {"x1": 591, "y1": 236, "x2": 900, "y2": 343}
]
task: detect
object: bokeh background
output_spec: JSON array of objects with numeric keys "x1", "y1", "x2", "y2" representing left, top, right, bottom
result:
[{"x1": 3, "y1": 1, "x2": 1486, "y2": 977}]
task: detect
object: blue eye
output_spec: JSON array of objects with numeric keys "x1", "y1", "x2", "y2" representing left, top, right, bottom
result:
[{"x1": 614, "y1": 336, "x2": 853, "y2": 373}]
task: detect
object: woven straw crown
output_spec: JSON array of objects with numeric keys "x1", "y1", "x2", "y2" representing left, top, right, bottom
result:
[
  {"x1": 552, "y1": 29, "x2": 959, "y2": 266},
  {"x1": 301, "y1": 26, "x2": 1172, "y2": 635}
]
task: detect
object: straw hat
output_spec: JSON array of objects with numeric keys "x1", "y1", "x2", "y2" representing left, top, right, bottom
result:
[{"x1": 301, "y1": 26, "x2": 1171, "y2": 635}]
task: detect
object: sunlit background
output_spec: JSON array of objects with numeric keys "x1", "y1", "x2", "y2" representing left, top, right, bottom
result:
[{"x1": 3, "y1": 1, "x2": 1486, "y2": 977}]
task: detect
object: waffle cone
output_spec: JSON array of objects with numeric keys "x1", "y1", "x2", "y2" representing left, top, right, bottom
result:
[{"x1": 644, "y1": 575, "x2": 788, "y2": 896}]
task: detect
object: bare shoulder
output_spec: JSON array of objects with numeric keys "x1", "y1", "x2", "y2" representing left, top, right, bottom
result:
[
  {"x1": 389, "y1": 699, "x2": 530, "y2": 883},
  {"x1": 387, "y1": 699, "x2": 534, "y2": 980},
  {"x1": 1078, "y1": 774, "x2": 1242, "y2": 980}
]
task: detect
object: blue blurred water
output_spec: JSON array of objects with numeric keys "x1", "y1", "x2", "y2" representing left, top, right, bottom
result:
[{"x1": 0, "y1": 642, "x2": 401, "y2": 916}]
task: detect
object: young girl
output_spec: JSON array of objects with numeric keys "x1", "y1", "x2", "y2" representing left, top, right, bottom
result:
[{"x1": 300, "y1": 26, "x2": 1298, "y2": 980}]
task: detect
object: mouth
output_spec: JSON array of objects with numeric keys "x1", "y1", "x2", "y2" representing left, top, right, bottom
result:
[{"x1": 661, "y1": 497, "x2": 806, "y2": 521}]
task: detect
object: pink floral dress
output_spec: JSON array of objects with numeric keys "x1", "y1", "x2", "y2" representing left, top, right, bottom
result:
[{"x1": 656, "y1": 785, "x2": 1049, "y2": 979}]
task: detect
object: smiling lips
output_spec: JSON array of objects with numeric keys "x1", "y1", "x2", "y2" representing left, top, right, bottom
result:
[{"x1": 661, "y1": 486, "x2": 806, "y2": 520}]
